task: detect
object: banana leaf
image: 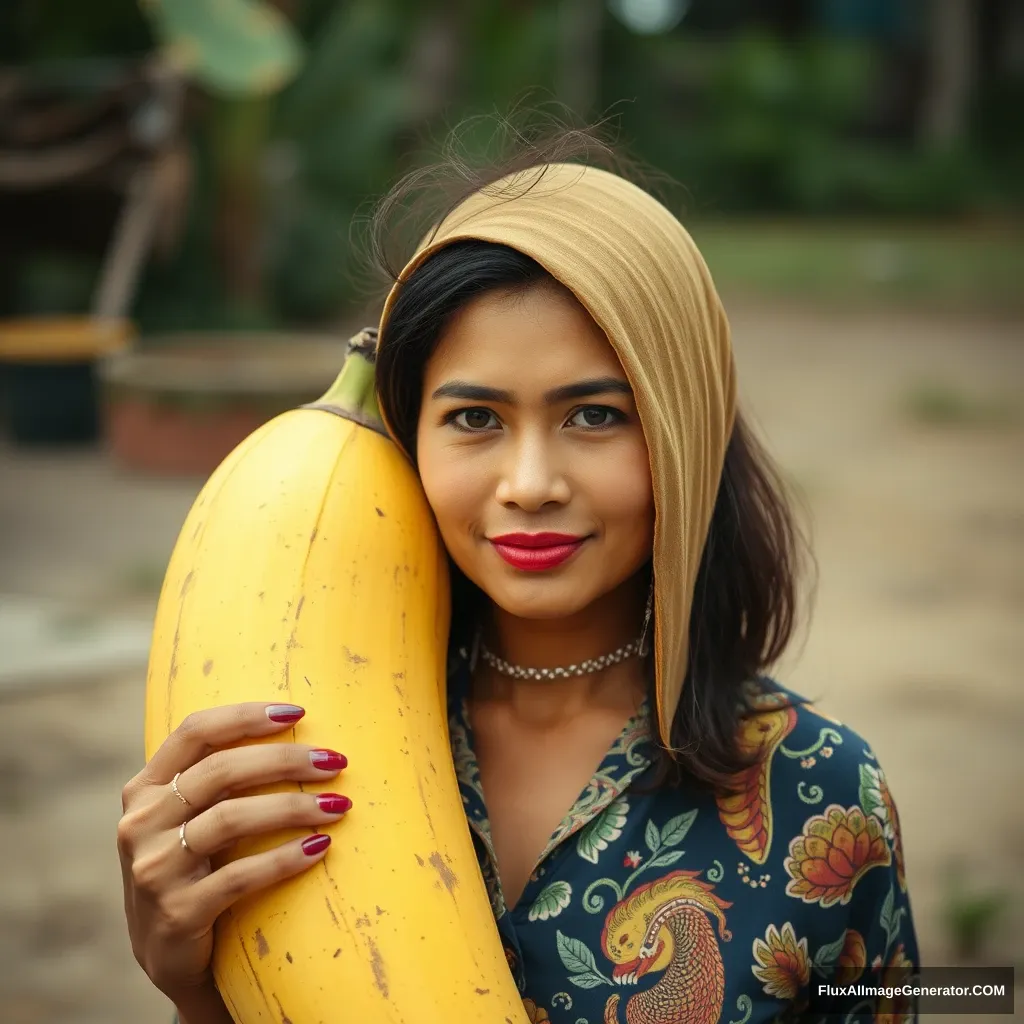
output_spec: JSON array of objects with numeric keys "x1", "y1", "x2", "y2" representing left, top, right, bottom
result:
[{"x1": 139, "y1": 0, "x2": 304, "y2": 97}]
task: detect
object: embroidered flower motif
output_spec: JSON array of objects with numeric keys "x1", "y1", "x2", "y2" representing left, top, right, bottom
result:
[
  {"x1": 752, "y1": 922, "x2": 811, "y2": 999},
  {"x1": 784, "y1": 805, "x2": 891, "y2": 907},
  {"x1": 624, "y1": 850, "x2": 643, "y2": 868},
  {"x1": 836, "y1": 929, "x2": 867, "y2": 985},
  {"x1": 522, "y1": 998, "x2": 551, "y2": 1023},
  {"x1": 821, "y1": 746, "x2": 834, "y2": 758},
  {"x1": 801, "y1": 756, "x2": 817, "y2": 769}
]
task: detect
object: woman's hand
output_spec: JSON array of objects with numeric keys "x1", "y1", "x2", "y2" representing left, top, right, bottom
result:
[{"x1": 117, "y1": 702, "x2": 351, "y2": 1003}]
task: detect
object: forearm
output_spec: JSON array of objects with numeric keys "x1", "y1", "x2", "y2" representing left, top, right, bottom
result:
[{"x1": 173, "y1": 981, "x2": 234, "y2": 1024}]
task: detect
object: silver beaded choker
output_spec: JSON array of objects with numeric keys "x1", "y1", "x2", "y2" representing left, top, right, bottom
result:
[
  {"x1": 469, "y1": 580, "x2": 654, "y2": 681},
  {"x1": 478, "y1": 637, "x2": 643, "y2": 681}
]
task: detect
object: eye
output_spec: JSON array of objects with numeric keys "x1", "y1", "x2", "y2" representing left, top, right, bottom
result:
[
  {"x1": 568, "y1": 405, "x2": 624, "y2": 429},
  {"x1": 447, "y1": 407, "x2": 499, "y2": 432}
]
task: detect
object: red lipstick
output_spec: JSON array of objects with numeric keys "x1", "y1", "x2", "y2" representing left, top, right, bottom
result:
[{"x1": 489, "y1": 533, "x2": 587, "y2": 571}]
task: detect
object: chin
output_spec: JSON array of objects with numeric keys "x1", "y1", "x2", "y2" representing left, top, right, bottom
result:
[
  {"x1": 478, "y1": 576, "x2": 596, "y2": 621},
  {"x1": 490, "y1": 596, "x2": 580, "y2": 621}
]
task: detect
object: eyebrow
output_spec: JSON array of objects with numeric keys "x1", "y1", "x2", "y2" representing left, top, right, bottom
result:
[{"x1": 430, "y1": 376, "x2": 633, "y2": 404}]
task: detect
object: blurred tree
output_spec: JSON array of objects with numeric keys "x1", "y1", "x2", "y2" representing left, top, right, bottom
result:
[
  {"x1": 557, "y1": 0, "x2": 603, "y2": 117},
  {"x1": 140, "y1": 0, "x2": 304, "y2": 319},
  {"x1": 266, "y1": 0, "x2": 416, "y2": 320},
  {"x1": 920, "y1": 0, "x2": 974, "y2": 149}
]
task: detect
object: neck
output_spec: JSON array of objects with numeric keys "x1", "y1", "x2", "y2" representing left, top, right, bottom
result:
[{"x1": 471, "y1": 571, "x2": 649, "y2": 722}]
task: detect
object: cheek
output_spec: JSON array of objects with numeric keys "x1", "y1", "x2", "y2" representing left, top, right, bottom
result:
[
  {"x1": 415, "y1": 441, "x2": 489, "y2": 532},
  {"x1": 589, "y1": 440, "x2": 655, "y2": 534}
]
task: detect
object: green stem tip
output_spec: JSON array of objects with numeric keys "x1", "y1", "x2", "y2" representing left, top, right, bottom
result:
[{"x1": 302, "y1": 327, "x2": 387, "y2": 436}]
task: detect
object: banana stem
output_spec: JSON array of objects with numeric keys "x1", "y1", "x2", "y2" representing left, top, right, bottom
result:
[
  {"x1": 324, "y1": 343, "x2": 379, "y2": 417},
  {"x1": 302, "y1": 328, "x2": 388, "y2": 436}
]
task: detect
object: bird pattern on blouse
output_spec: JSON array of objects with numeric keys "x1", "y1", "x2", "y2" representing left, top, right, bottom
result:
[{"x1": 449, "y1": 672, "x2": 919, "y2": 1024}]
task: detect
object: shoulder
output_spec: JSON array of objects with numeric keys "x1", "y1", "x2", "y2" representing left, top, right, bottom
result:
[
  {"x1": 743, "y1": 678, "x2": 920, "y2": 987},
  {"x1": 744, "y1": 675, "x2": 910, "y2": 905},
  {"x1": 747, "y1": 674, "x2": 887, "y2": 792},
  {"x1": 746, "y1": 674, "x2": 902, "y2": 824}
]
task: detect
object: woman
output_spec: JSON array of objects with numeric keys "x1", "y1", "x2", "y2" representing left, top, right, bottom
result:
[{"x1": 119, "y1": 130, "x2": 918, "y2": 1023}]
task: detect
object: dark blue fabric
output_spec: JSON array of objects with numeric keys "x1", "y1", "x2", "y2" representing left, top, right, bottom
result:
[{"x1": 450, "y1": 662, "x2": 919, "y2": 1023}]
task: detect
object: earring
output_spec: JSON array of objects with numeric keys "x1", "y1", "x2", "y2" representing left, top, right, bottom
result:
[{"x1": 638, "y1": 578, "x2": 654, "y2": 657}]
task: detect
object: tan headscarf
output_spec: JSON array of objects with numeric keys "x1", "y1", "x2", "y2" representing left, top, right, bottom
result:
[{"x1": 376, "y1": 163, "x2": 737, "y2": 747}]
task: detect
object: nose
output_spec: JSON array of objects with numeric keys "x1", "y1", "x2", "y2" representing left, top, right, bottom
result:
[{"x1": 494, "y1": 432, "x2": 570, "y2": 510}]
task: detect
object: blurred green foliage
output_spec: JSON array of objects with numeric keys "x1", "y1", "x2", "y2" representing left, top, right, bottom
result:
[
  {"x1": 607, "y1": 27, "x2": 1004, "y2": 218},
  {"x1": 941, "y1": 859, "x2": 1011, "y2": 962},
  {"x1": 692, "y1": 33, "x2": 984, "y2": 216},
  {"x1": 692, "y1": 221, "x2": 1024, "y2": 314},
  {"x1": 2, "y1": 0, "x2": 1021, "y2": 328},
  {"x1": 141, "y1": 0, "x2": 304, "y2": 96}
]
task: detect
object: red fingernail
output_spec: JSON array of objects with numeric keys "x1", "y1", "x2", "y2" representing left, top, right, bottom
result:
[
  {"x1": 266, "y1": 704, "x2": 305, "y2": 724},
  {"x1": 316, "y1": 794, "x2": 352, "y2": 815},
  {"x1": 302, "y1": 834, "x2": 331, "y2": 857},
  {"x1": 309, "y1": 749, "x2": 347, "y2": 771}
]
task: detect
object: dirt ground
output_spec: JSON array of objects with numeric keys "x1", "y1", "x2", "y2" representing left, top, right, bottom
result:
[{"x1": 0, "y1": 301, "x2": 1021, "y2": 1022}]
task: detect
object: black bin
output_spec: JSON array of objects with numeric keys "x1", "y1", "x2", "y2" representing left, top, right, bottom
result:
[
  {"x1": 0, "y1": 317, "x2": 133, "y2": 446},
  {"x1": 5, "y1": 359, "x2": 100, "y2": 444}
]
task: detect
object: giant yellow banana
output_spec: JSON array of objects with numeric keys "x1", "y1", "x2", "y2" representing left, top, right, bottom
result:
[{"x1": 145, "y1": 330, "x2": 528, "y2": 1023}]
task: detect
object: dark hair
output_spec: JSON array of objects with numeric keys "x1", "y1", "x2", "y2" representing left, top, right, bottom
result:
[{"x1": 369, "y1": 119, "x2": 815, "y2": 794}]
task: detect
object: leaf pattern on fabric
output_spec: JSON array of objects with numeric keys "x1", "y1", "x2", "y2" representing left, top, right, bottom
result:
[
  {"x1": 659, "y1": 810, "x2": 698, "y2": 847},
  {"x1": 578, "y1": 807, "x2": 700, "y2": 916},
  {"x1": 810, "y1": 929, "x2": 848, "y2": 979},
  {"x1": 529, "y1": 881, "x2": 573, "y2": 922},
  {"x1": 576, "y1": 796, "x2": 630, "y2": 865},
  {"x1": 556, "y1": 930, "x2": 613, "y2": 990}
]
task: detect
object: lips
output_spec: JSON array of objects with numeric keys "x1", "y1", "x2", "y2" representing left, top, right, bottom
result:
[{"x1": 489, "y1": 532, "x2": 587, "y2": 571}]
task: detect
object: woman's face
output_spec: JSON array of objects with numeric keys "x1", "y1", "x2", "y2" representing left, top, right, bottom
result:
[{"x1": 416, "y1": 281, "x2": 654, "y2": 621}]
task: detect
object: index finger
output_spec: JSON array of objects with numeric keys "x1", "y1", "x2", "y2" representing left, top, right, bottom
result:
[{"x1": 141, "y1": 703, "x2": 306, "y2": 785}]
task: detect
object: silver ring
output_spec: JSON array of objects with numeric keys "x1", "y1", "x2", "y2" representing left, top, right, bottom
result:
[
  {"x1": 179, "y1": 821, "x2": 190, "y2": 852},
  {"x1": 171, "y1": 772, "x2": 191, "y2": 807}
]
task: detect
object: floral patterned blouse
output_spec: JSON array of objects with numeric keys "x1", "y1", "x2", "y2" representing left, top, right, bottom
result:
[{"x1": 449, "y1": 662, "x2": 919, "y2": 1024}]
